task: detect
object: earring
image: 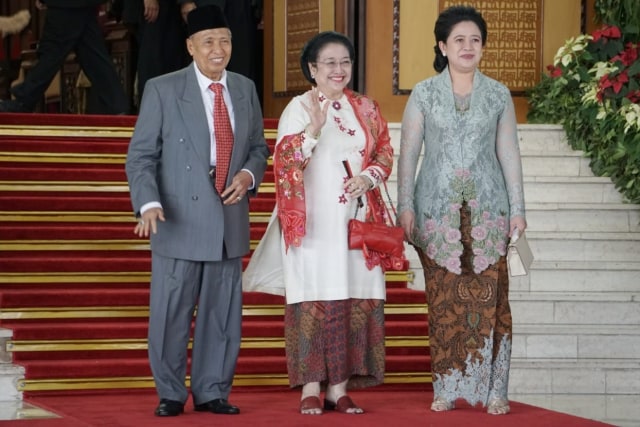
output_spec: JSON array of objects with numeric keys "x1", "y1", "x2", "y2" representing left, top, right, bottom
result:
[{"x1": 443, "y1": 52, "x2": 447, "y2": 57}]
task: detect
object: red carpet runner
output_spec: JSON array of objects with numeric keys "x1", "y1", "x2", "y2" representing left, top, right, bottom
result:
[
  {"x1": 9, "y1": 390, "x2": 615, "y2": 426},
  {"x1": 0, "y1": 113, "x2": 429, "y2": 396}
]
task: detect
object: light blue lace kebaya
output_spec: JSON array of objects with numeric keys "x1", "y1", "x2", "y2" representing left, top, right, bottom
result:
[{"x1": 397, "y1": 67, "x2": 525, "y2": 274}]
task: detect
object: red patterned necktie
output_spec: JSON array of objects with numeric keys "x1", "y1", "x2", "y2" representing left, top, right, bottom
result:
[{"x1": 209, "y1": 82, "x2": 234, "y2": 194}]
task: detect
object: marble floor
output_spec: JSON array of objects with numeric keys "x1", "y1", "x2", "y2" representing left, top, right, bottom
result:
[
  {"x1": 0, "y1": 400, "x2": 60, "y2": 421},
  {"x1": 0, "y1": 394, "x2": 638, "y2": 425},
  {"x1": 513, "y1": 393, "x2": 640, "y2": 427}
]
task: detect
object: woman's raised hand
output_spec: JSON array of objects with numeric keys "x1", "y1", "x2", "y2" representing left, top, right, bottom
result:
[{"x1": 300, "y1": 87, "x2": 329, "y2": 137}]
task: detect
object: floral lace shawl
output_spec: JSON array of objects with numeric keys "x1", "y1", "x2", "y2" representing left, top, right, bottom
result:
[{"x1": 274, "y1": 89, "x2": 396, "y2": 268}]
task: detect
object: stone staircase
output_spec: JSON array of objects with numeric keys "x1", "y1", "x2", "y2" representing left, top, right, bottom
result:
[
  {"x1": 387, "y1": 123, "x2": 640, "y2": 425},
  {"x1": 0, "y1": 115, "x2": 424, "y2": 400},
  {"x1": 506, "y1": 125, "x2": 640, "y2": 395},
  {"x1": 2, "y1": 121, "x2": 639, "y2": 415}
]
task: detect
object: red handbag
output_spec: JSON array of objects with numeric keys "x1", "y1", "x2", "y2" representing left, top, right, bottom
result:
[
  {"x1": 342, "y1": 160, "x2": 405, "y2": 266},
  {"x1": 348, "y1": 219, "x2": 405, "y2": 258}
]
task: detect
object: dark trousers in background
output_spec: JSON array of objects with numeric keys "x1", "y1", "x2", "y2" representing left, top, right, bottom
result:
[{"x1": 10, "y1": 6, "x2": 128, "y2": 114}]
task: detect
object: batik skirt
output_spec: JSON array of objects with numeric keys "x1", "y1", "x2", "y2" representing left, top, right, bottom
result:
[
  {"x1": 284, "y1": 298, "x2": 385, "y2": 389},
  {"x1": 415, "y1": 204, "x2": 512, "y2": 406}
]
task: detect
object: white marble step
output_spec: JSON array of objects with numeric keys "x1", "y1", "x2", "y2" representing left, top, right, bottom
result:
[
  {"x1": 516, "y1": 266, "x2": 639, "y2": 293},
  {"x1": 512, "y1": 393, "x2": 640, "y2": 427},
  {"x1": 529, "y1": 237, "x2": 640, "y2": 268},
  {"x1": 511, "y1": 324, "x2": 640, "y2": 361},
  {"x1": 524, "y1": 177, "x2": 626, "y2": 203},
  {"x1": 525, "y1": 202, "x2": 640, "y2": 233},
  {"x1": 509, "y1": 357, "x2": 640, "y2": 395},
  {"x1": 510, "y1": 290, "x2": 639, "y2": 302},
  {"x1": 0, "y1": 365, "x2": 23, "y2": 402},
  {"x1": 0, "y1": 330, "x2": 23, "y2": 401}
]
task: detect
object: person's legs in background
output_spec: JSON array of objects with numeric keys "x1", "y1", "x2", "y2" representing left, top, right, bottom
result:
[
  {"x1": 74, "y1": 6, "x2": 129, "y2": 114},
  {"x1": 1, "y1": 6, "x2": 81, "y2": 112}
]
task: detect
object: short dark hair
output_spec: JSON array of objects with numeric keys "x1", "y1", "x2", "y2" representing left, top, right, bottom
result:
[
  {"x1": 433, "y1": 6, "x2": 487, "y2": 72},
  {"x1": 299, "y1": 31, "x2": 356, "y2": 84}
]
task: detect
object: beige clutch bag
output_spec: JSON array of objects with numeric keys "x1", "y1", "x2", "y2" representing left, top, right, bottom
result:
[{"x1": 507, "y1": 230, "x2": 533, "y2": 277}]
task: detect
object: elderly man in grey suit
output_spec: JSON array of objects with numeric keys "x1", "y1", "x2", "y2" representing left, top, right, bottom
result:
[{"x1": 125, "y1": 5, "x2": 269, "y2": 417}]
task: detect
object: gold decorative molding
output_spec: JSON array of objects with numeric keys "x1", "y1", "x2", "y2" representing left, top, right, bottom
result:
[
  {"x1": 7, "y1": 335, "x2": 428, "y2": 353},
  {"x1": 16, "y1": 371, "x2": 431, "y2": 392},
  {"x1": 394, "y1": 0, "x2": 543, "y2": 95},
  {"x1": 0, "y1": 302, "x2": 422, "y2": 320},
  {"x1": 273, "y1": 0, "x2": 335, "y2": 96}
]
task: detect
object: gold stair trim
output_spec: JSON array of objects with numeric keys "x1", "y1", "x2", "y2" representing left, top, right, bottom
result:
[
  {"x1": 7, "y1": 336, "x2": 429, "y2": 353},
  {"x1": 8, "y1": 339, "x2": 148, "y2": 352},
  {"x1": 0, "y1": 211, "x2": 273, "y2": 223},
  {"x1": 0, "y1": 123, "x2": 267, "y2": 137},
  {"x1": 17, "y1": 372, "x2": 430, "y2": 392},
  {"x1": 0, "y1": 180, "x2": 275, "y2": 193},
  {"x1": 0, "y1": 181, "x2": 129, "y2": 192},
  {"x1": 0, "y1": 124, "x2": 135, "y2": 138},
  {"x1": 0, "y1": 272, "x2": 151, "y2": 284},
  {"x1": 0, "y1": 306, "x2": 150, "y2": 319},
  {"x1": 0, "y1": 269, "x2": 412, "y2": 284},
  {"x1": 0, "y1": 241, "x2": 413, "y2": 267},
  {"x1": 0, "y1": 239, "x2": 261, "y2": 250},
  {"x1": 0, "y1": 152, "x2": 272, "y2": 166},
  {"x1": 0, "y1": 239, "x2": 151, "y2": 250},
  {"x1": 0, "y1": 303, "x2": 426, "y2": 320},
  {"x1": 0, "y1": 152, "x2": 126, "y2": 164},
  {"x1": 0, "y1": 123, "x2": 278, "y2": 140}
]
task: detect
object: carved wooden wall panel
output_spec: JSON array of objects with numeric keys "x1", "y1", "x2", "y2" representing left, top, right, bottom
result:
[
  {"x1": 393, "y1": 0, "x2": 542, "y2": 95},
  {"x1": 273, "y1": 0, "x2": 334, "y2": 96},
  {"x1": 439, "y1": 0, "x2": 542, "y2": 94}
]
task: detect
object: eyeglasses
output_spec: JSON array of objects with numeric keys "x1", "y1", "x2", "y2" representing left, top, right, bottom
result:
[{"x1": 314, "y1": 59, "x2": 353, "y2": 69}]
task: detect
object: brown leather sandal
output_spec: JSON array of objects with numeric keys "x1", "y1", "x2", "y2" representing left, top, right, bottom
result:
[
  {"x1": 300, "y1": 396, "x2": 323, "y2": 415},
  {"x1": 323, "y1": 395, "x2": 364, "y2": 414}
]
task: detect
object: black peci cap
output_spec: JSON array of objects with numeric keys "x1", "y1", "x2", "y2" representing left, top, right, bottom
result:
[{"x1": 187, "y1": 5, "x2": 229, "y2": 37}]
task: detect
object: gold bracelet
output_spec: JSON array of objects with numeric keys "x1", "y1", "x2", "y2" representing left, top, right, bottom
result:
[{"x1": 305, "y1": 126, "x2": 321, "y2": 139}]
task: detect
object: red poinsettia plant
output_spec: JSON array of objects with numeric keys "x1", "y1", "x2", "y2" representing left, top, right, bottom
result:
[{"x1": 528, "y1": 7, "x2": 640, "y2": 203}]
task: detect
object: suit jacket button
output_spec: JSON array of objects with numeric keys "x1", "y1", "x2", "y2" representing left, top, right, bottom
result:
[
  {"x1": 192, "y1": 195, "x2": 198, "y2": 200},
  {"x1": 186, "y1": 165, "x2": 192, "y2": 171}
]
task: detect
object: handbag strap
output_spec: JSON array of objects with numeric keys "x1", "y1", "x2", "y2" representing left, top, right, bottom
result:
[{"x1": 353, "y1": 180, "x2": 397, "y2": 224}]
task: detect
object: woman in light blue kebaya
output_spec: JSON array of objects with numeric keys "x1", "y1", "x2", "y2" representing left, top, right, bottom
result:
[{"x1": 397, "y1": 5, "x2": 527, "y2": 415}]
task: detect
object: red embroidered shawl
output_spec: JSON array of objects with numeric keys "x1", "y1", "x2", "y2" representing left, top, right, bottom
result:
[{"x1": 274, "y1": 89, "x2": 401, "y2": 270}]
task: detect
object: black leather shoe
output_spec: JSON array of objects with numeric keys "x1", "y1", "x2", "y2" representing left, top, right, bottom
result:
[
  {"x1": 0, "y1": 99, "x2": 32, "y2": 113},
  {"x1": 154, "y1": 398, "x2": 184, "y2": 417},
  {"x1": 194, "y1": 398, "x2": 240, "y2": 415}
]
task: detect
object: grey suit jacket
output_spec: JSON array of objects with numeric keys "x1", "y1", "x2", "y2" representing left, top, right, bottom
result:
[{"x1": 125, "y1": 63, "x2": 269, "y2": 261}]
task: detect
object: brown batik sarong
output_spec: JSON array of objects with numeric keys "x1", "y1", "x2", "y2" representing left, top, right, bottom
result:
[
  {"x1": 284, "y1": 298, "x2": 385, "y2": 389},
  {"x1": 415, "y1": 204, "x2": 512, "y2": 406}
]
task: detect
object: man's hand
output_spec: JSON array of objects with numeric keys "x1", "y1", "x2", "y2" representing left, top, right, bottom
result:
[
  {"x1": 221, "y1": 170, "x2": 253, "y2": 206},
  {"x1": 134, "y1": 207, "x2": 165, "y2": 237}
]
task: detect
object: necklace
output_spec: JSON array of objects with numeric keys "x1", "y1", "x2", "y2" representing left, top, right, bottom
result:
[
  {"x1": 454, "y1": 93, "x2": 471, "y2": 113},
  {"x1": 318, "y1": 94, "x2": 342, "y2": 110}
]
